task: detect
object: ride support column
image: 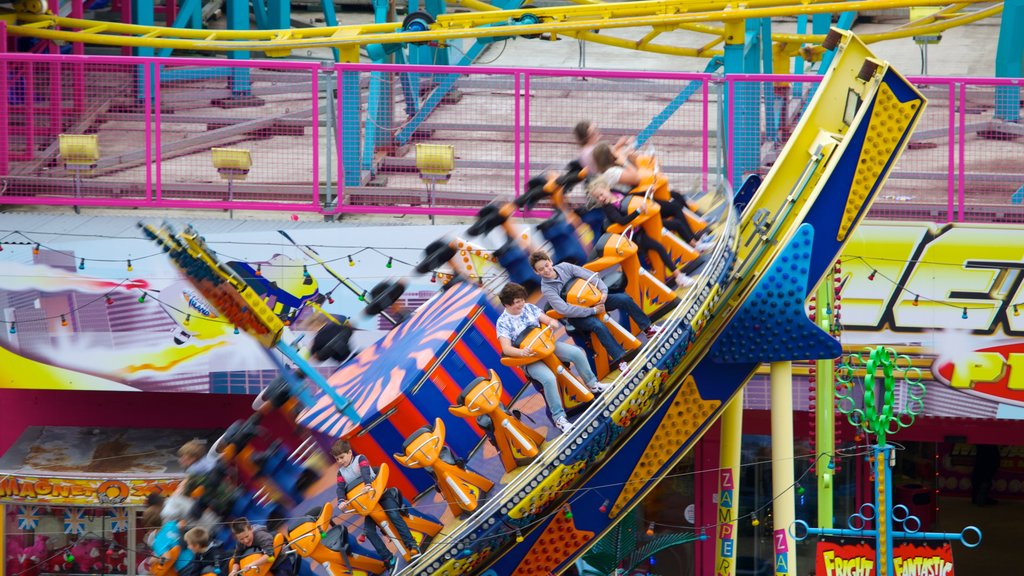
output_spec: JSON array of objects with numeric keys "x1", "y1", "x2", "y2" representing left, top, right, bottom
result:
[
  {"x1": 770, "y1": 361, "x2": 796, "y2": 576},
  {"x1": 815, "y1": 278, "x2": 836, "y2": 529},
  {"x1": 715, "y1": 389, "x2": 743, "y2": 576}
]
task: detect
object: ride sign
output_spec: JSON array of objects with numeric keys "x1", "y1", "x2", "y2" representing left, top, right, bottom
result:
[{"x1": 816, "y1": 539, "x2": 955, "y2": 576}]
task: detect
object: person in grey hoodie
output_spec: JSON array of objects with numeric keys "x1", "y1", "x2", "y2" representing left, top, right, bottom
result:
[{"x1": 530, "y1": 250, "x2": 659, "y2": 369}]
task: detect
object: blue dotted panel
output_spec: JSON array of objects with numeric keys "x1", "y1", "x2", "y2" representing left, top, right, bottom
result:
[{"x1": 710, "y1": 224, "x2": 841, "y2": 364}]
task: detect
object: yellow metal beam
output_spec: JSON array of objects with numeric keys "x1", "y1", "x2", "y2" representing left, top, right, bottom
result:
[
  {"x1": 566, "y1": 29, "x2": 709, "y2": 57},
  {"x1": 448, "y1": 0, "x2": 502, "y2": 12},
  {"x1": 635, "y1": 27, "x2": 663, "y2": 48},
  {"x1": 1, "y1": 0, "x2": 1001, "y2": 55}
]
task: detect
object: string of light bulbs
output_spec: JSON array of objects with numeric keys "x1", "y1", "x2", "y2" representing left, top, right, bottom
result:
[
  {"x1": 0, "y1": 229, "x2": 493, "y2": 270},
  {"x1": 843, "y1": 254, "x2": 1021, "y2": 320}
]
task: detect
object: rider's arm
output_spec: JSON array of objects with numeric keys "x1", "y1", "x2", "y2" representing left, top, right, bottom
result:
[
  {"x1": 541, "y1": 279, "x2": 594, "y2": 319},
  {"x1": 615, "y1": 163, "x2": 642, "y2": 187},
  {"x1": 499, "y1": 336, "x2": 526, "y2": 358},
  {"x1": 335, "y1": 476, "x2": 346, "y2": 503},
  {"x1": 613, "y1": 136, "x2": 637, "y2": 162},
  {"x1": 602, "y1": 203, "x2": 640, "y2": 226},
  {"x1": 537, "y1": 312, "x2": 561, "y2": 330}
]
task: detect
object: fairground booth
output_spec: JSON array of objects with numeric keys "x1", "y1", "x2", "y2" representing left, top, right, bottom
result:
[{"x1": 0, "y1": 427, "x2": 216, "y2": 576}]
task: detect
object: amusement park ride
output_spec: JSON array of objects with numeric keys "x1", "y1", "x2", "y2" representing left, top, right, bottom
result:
[{"x1": 126, "y1": 25, "x2": 928, "y2": 575}]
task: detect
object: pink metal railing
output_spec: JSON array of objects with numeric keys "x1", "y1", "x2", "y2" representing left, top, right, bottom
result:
[{"x1": 0, "y1": 50, "x2": 1021, "y2": 224}]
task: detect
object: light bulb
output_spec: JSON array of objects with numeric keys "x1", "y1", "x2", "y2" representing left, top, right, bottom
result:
[
  {"x1": 386, "y1": 257, "x2": 393, "y2": 269},
  {"x1": 138, "y1": 293, "x2": 147, "y2": 303},
  {"x1": 348, "y1": 255, "x2": 355, "y2": 267},
  {"x1": 33, "y1": 243, "x2": 40, "y2": 255},
  {"x1": 79, "y1": 258, "x2": 85, "y2": 270},
  {"x1": 913, "y1": 295, "x2": 919, "y2": 307},
  {"x1": 127, "y1": 259, "x2": 133, "y2": 272},
  {"x1": 9, "y1": 323, "x2": 15, "y2": 334},
  {"x1": 184, "y1": 314, "x2": 191, "y2": 327},
  {"x1": 962, "y1": 307, "x2": 968, "y2": 320},
  {"x1": 256, "y1": 264, "x2": 262, "y2": 276},
  {"x1": 234, "y1": 326, "x2": 240, "y2": 335},
  {"x1": 60, "y1": 314, "x2": 68, "y2": 327},
  {"x1": 868, "y1": 269, "x2": 877, "y2": 281}
]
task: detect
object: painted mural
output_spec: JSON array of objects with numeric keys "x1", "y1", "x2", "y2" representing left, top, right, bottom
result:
[
  {"x1": 0, "y1": 224, "x2": 473, "y2": 393},
  {"x1": 2, "y1": 221, "x2": 1023, "y2": 424}
]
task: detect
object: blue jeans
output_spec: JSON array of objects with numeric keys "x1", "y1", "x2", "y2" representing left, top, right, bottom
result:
[
  {"x1": 523, "y1": 341, "x2": 598, "y2": 421},
  {"x1": 364, "y1": 489, "x2": 417, "y2": 562},
  {"x1": 568, "y1": 293, "x2": 650, "y2": 361}
]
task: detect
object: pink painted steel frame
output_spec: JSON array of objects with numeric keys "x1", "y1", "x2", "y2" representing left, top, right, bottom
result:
[{"x1": 0, "y1": 51, "x2": 1019, "y2": 222}]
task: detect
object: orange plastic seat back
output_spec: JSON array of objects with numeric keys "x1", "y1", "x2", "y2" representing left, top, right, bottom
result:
[
  {"x1": 286, "y1": 507, "x2": 326, "y2": 558},
  {"x1": 561, "y1": 278, "x2": 602, "y2": 308},
  {"x1": 449, "y1": 372, "x2": 503, "y2": 418},
  {"x1": 150, "y1": 547, "x2": 179, "y2": 576},
  {"x1": 395, "y1": 418, "x2": 446, "y2": 469},
  {"x1": 346, "y1": 463, "x2": 389, "y2": 517}
]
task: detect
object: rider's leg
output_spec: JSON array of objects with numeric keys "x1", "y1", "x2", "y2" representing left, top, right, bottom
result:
[
  {"x1": 523, "y1": 362, "x2": 567, "y2": 422},
  {"x1": 380, "y1": 491, "x2": 419, "y2": 551},
  {"x1": 553, "y1": 341, "x2": 598, "y2": 387},
  {"x1": 569, "y1": 315, "x2": 626, "y2": 361},
  {"x1": 361, "y1": 518, "x2": 393, "y2": 563},
  {"x1": 605, "y1": 293, "x2": 652, "y2": 332}
]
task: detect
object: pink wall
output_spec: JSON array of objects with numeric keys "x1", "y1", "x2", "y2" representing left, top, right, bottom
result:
[{"x1": 0, "y1": 389, "x2": 254, "y2": 457}]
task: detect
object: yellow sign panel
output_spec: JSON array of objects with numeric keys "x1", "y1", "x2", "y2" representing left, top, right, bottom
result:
[{"x1": 0, "y1": 476, "x2": 180, "y2": 506}]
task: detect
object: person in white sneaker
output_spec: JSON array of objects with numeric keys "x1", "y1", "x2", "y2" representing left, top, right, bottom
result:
[
  {"x1": 531, "y1": 250, "x2": 661, "y2": 371},
  {"x1": 497, "y1": 283, "x2": 610, "y2": 434}
]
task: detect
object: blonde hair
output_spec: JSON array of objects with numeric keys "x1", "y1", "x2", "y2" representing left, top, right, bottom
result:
[
  {"x1": 586, "y1": 179, "x2": 609, "y2": 196},
  {"x1": 178, "y1": 439, "x2": 207, "y2": 460},
  {"x1": 184, "y1": 527, "x2": 209, "y2": 549}
]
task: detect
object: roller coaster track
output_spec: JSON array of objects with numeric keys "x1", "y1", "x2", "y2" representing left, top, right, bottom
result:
[{"x1": 1, "y1": 0, "x2": 1002, "y2": 59}]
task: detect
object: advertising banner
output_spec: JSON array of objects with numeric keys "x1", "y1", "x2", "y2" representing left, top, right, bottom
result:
[
  {"x1": 816, "y1": 538, "x2": 955, "y2": 576},
  {"x1": 0, "y1": 476, "x2": 180, "y2": 506}
]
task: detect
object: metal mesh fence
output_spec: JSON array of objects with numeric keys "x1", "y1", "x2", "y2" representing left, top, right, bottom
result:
[
  {"x1": 869, "y1": 79, "x2": 958, "y2": 223},
  {"x1": 524, "y1": 71, "x2": 709, "y2": 209},
  {"x1": 0, "y1": 52, "x2": 1020, "y2": 223},
  {"x1": 335, "y1": 67, "x2": 519, "y2": 213},
  {"x1": 153, "y1": 62, "x2": 321, "y2": 208}
]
